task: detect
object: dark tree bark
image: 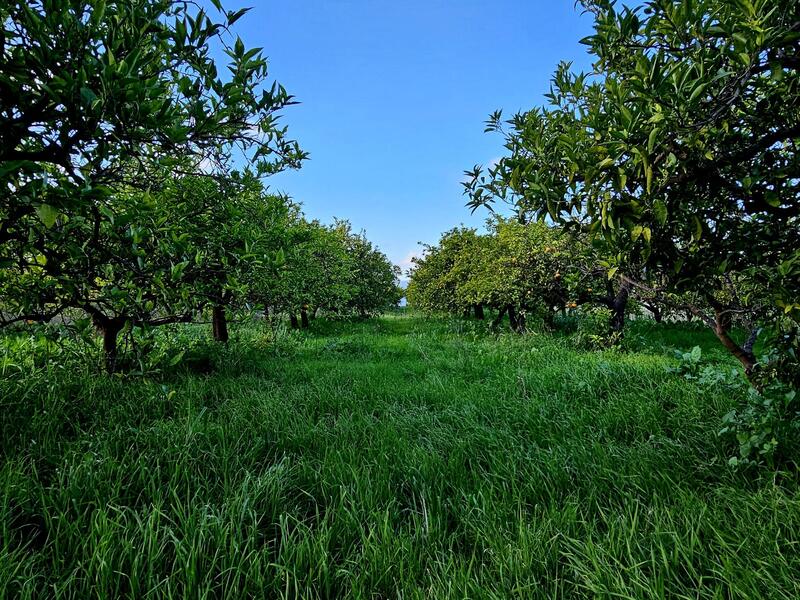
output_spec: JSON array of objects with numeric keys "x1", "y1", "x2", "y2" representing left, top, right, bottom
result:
[
  {"x1": 300, "y1": 308, "x2": 310, "y2": 329},
  {"x1": 645, "y1": 302, "x2": 662, "y2": 323},
  {"x1": 515, "y1": 310, "x2": 527, "y2": 333},
  {"x1": 609, "y1": 279, "x2": 632, "y2": 333},
  {"x1": 508, "y1": 305, "x2": 525, "y2": 333},
  {"x1": 92, "y1": 314, "x2": 125, "y2": 374},
  {"x1": 212, "y1": 305, "x2": 229, "y2": 343},
  {"x1": 709, "y1": 304, "x2": 757, "y2": 376},
  {"x1": 491, "y1": 306, "x2": 508, "y2": 329},
  {"x1": 290, "y1": 314, "x2": 299, "y2": 329},
  {"x1": 474, "y1": 304, "x2": 485, "y2": 320},
  {"x1": 543, "y1": 308, "x2": 556, "y2": 329}
]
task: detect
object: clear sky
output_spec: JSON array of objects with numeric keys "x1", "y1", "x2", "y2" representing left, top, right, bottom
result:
[{"x1": 227, "y1": 1, "x2": 596, "y2": 274}]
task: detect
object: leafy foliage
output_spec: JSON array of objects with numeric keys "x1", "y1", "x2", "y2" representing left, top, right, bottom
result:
[
  {"x1": 465, "y1": 0, "x2": 800, "y2": 374},
  {"x1": 407, "y1": 220, "x2": 578, "y2": 330}
]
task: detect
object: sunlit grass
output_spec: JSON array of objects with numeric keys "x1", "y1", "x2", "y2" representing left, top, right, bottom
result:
[{"x1": 1, "y1": 311, "x2": 798, "y2": 598}]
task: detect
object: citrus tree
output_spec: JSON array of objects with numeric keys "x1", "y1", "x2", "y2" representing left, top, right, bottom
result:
[
  {"x1": 465, "y1": 0, "x2": 800, "y2": 380},
  {"x1": 405, "y1": 228, "x2": 484, "y2": 317},
  {"x1": 158, "y1": 174, "x2": 294, "y2": 343},
  {"x1": 263, "y1": 220, "x2": 354, "y2": 328},
  {"x1": 0, "y1": 0, "x2": 305, "y2": 327},
  {"x1": 339, "y1": 222, "x2": 402, "y2": 317}
]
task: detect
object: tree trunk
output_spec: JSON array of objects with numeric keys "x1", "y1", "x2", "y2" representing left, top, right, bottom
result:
[
  {"x1": 491, "y1": 306, "x2": 507, "y2": 329},
  {"x1": 474, "y1": 304, "x2": 485, "y2": 320},
  {"x1": 463, "y1": 306, "x2": 472, "y2": 319},
  {"x1": 508, "y1": 305, "x2": 522, "y2": 333},
  {"x1": 515, "y1": 310, "x2": 527, "y2": 333},
  {"x1": 300, "y1": 308, "x2": 310, "y2": 329},
  {"x1": 610, "y1": 280, "x2": 631, "y2": 333},
  {"x1": 212, "y1": 305, "x2": 229, "y2": 343},
  {"x1": 543, "y1": 308, "x2": 556, "y2": 329},
  {"x1": 93, "y1": 315, "x2": 124, "y2": 374},
  {"x1": 290, "y1": 314, "x2": 299, "y2": 329},
  {"x1": 713, "y1": 308, "x2": 756, "y2": 376},
  {"x1": 650, "y1": 304, "x2": 662, "y2": 323}
]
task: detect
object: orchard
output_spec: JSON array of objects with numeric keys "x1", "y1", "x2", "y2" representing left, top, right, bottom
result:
[{"x1": 2, "y1": 1, "x2": 799, "y2": 597}]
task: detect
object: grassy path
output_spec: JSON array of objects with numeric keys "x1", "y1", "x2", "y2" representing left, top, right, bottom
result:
[{"x1": 1, "y1": 312, "x2": 799, "y2": 598}]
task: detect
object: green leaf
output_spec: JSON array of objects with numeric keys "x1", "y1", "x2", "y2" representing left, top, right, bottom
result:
[
  {"x1": 653, "y1": 200, "x2": 667, "y2": 225},
  {"x1": 647, "y1": 127, "x2": 659, "y2": 153},
  {"x1": 80, "y1": 87, "x2": 98, "y2": 107},
  {"x1": 35, "y1": 204, "x2": 59, "y2": 228},
  {"x1": 274, "y1": 247, "x2": 286, "y2": 266},
  {"x1": 689, "y1": 82, "x2": 708, "y2": 103},
  {"x1": 92, "y1": 0, "x2": 106, "y2": 25},
  {"x1": 598, "y1": 157, "x2": 615, "y2": 169},
  {"x1": 692, "y1": 216, "x2": 703, "y2": 240},
  {"x1": 765, "y1": 191, "x2": 780, "y2": 207}
]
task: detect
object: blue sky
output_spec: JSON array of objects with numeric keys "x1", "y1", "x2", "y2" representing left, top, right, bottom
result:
[{"x1": 227, "y1": 1, "x2": 596, "y2": 273}]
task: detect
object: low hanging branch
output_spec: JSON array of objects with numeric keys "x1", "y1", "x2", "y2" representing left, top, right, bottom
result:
[{"x1": 618, "y1": 274, "x2": 761, "y2": 376}]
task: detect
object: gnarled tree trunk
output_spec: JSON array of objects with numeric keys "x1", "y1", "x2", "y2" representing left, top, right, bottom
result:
[
  {"x1": 474, "y1": 304, "x2": 485, "y2": 320},
  {"x1": 712, "y1": 306, "x2": 757, "y2": 377},
  {"x1": 300, "y1": 307, "x2": 310, "y2": 329}
]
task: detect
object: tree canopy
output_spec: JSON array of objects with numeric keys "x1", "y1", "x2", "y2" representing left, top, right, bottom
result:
[{"x1": 464, "y1": 0, "x2": 800, "y2": 378}]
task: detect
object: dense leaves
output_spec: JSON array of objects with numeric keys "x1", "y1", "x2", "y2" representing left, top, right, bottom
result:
[
  {"x1": 464, "y1": 0, "x2": 799, "y2": 378},
  {"x1": 461, "y1": 0, "x2": 799, "y2": 464},
  {"x1": 0, "y1": 0, "x2": 305, "y2": 327},
  {"x1": 407, "y1": 220, "x2": 578, "y2": 331},
  {"x1": 0, "y1": 1, "x2": 399, "y2": 371}
]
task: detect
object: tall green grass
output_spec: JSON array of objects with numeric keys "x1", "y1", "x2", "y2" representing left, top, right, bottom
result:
[{"x1": 1, "y1": 312, "x2": 798, "y2": 598}]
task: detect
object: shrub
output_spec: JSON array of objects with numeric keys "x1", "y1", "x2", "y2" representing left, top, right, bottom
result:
[{"x1": 572, "y1": 306, "x2": 621, "y2": 350}]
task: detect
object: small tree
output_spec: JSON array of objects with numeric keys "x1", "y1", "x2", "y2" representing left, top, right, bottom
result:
[
  {"x1": 264, "y1": 220, "x2": 354, "y2": 328},
  {"x1": 339, "y1": 222, "x2": 402, "y2": 317},
  {"x1": 405, "y1": 228, "x2": 484, "y2": 316},
  {"x1": 160, "y1": 174, "x2": 293, "y2": 343}
]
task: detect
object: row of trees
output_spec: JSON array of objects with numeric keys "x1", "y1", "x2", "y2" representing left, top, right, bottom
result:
[
  {"x1": 407, "y1": 0, "x2": 799, "y2": 465},
  {"x1": 407, "y1": 217, "x2": 681, "y2": 334},
  {"x1": 0, "y1": 1, "x2": 400, "y2": 371},
  {"x1": 407, "y1": 220, "x2": 571, "y2": 331},
  {"x1": 457, "y1": 0, "x2": 798, "y2": 389}
]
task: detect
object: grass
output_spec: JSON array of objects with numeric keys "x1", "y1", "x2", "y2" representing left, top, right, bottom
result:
[{"x1": 1, "y1": 311, "x2": 799, "y2": 598}]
